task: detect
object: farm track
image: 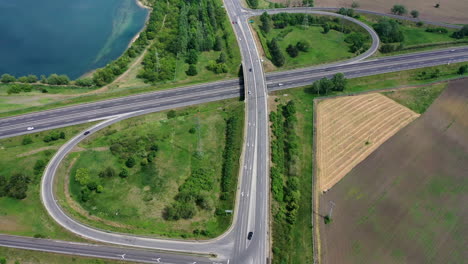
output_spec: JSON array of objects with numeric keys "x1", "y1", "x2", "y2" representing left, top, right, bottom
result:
[{"x1": 317, "y1": 93, "x2": 419, "y2": 191}]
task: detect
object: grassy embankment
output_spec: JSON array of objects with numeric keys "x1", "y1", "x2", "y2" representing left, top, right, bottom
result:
[
  {"x1": 383, "y1": 83, "x2": 447, "y2": 114},
  {"x1": 0, "y1": 124, "x2": 94, "y2": 241},
  {"x1": 0, "y1": 0, "x2": 241, "y2": 118},
  {"x1": 267, "y1": 62, "x2": 467, "y2": 263},
  {"x1": 357, "y1": 13, "x2": 468, "y2": 56},
  {"x1": 0, "y1": 247, "x2": 137, "y2": 264},
  {"x1": 55, "y1": 99, "x2": 244, "y2": 239},
  {"x1": 252, "y1": 14, "x2": 369, "y2": 71}
]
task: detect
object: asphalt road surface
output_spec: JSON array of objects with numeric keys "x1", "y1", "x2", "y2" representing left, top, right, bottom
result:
[{"x1": 1, "y1": 47, "x2": 467, "y2": 139}]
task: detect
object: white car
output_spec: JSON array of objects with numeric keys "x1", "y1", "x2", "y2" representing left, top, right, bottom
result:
[{"x1": 27, "y1": 126, "x2": 34, "y2": 131}]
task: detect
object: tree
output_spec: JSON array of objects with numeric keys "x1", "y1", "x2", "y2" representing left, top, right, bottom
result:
[
  {"x1": 410, "y1": 10, "x2": 419, "y2": 18},
  {"x1": 322, "y1": 23, "x2": 330, "y2": 34},
  {"x1": 6, "y1": 173, "x2": 30, "y2": 199},
  {"x1": 17, "y1": 76, "x2": 29, "y2": 83},
  {"x1": 391, "y1": 5, "x2": 407, "y2": 15},
  {"x1": 27, "y1": 74, "x2": 38, "y2": 83},
  {"x1": 458, "y1": 65, "x2": 468, "y2": 75},
  {"x1": 260, "y1": 12, "x2": 273, "y2": 33},
  {"x1": 186, "y1": 64, "x2": 198, "y2": 76},
  {"x1": 213, "y1": 36, "x2": 223, "y2": 51},
  {"x1": 286, "y1": 44, "x2": 299, "y2": 58},
  {"x1": 246, "y1": 0, "x2": 258, "y2": 9},
  {"x1": 331, "y1": 73, "x2": 347, "y2": 91},
  {"x1": 75, "y1": 168, "x2": 91, "y2": 186},
  {"x1": 75, "y1": 78, "x2": 94, "y2": 87},
  {"x1": 268, "y1": 39, "x2": 285, "y2": 67},
  {"x1": 351, "y1": 1, "x2": 360, "y2": 8},
  {"x1": 451, "y1": 25, "x2": 468, "y2": 39},
  {"x1": 318, "y1": 77, "x2": 334, "y2": 94},
  {"x1": 0, "y1": 74, "x2": 16, "y2": 83},
  {"x1": 373, "y1": 19, "x2": 405, "y2": 43},
  {"x1": 99, "y1": 167, "x2": 116, "y2": 178},
  {"x1": 345, "y1": 32, "x2": 366, "y2": 53},
  {"x1": 185, "y1": 49, "x2": 198, "y2": 64},
  {"x1": 216, "y1": 52, "x2": 227, "y2": 64},
  {"x1": 296, "y1": 40, "x2": 310, "y2": 52}
]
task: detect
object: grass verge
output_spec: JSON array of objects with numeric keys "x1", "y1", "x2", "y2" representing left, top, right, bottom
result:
[{"x1": 0, "y1": 124, "x2": 94, "y2": 241}]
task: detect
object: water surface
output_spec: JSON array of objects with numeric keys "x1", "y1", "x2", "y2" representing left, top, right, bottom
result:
[{"x1": 0, "y1": 0, "x2": 148, "y2": 79}]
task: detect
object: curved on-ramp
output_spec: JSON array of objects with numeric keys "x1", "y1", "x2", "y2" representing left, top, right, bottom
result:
[{"x1": 39, "y1": 8, "x2": 382, "y2": 261}]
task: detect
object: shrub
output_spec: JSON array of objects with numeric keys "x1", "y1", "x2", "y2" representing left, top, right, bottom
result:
[
  {"x1": 458, "y1": 65, "x2": 468, "y2": 75},
  {"x1": 410, "y1": 10, "x2": 419, "y2": 18},
  {"x1": 99, "y1": 167, "x2": 116, "y2": 178},
  {"x1": 167, "y1": 110, "x2": 176, "y2": 119},
  {"x1": 189, "y1": 127, "x2": 196, "y2": 134},
  {"x1": 75, "y1": 78, "x2": 95, "y2": 87},
  {"x1": 119, "y1": 168, "x2": 129, "y2": 178},
  {"x1": 0, "y1": 73, "x2": 16, "y2": 83},
  {"x1": 22, "y1": 137, "x2": 33, "y2": 145},
  {"x1": 286, "y1": 44, "x2": 299, "y2": 58},
  {"x1": 75, "y1": 168, "x2": 91, "y2": 185},
  {"x1": 391, "y1": 4, "x2": 407, "y2": 15},
  {"x1": 6, "y1": 173, "x2": 30, "y2": 199},
  {"x1": 351, "y1": 1, "x2": 359, "y2": 8},
  {"x1": 125, "y1": 157, "x2": 136, "y2": 168},
  {"x1": 186, "y1": 64, "x2": 198, "y2": 76},
  {"x1": 296, "y1": 40, "x2": 310, "y2": 52}
]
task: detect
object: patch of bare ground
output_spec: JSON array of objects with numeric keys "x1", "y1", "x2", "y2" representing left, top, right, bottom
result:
[
  {"x1": 316, "y1": 93, "x2": 419, "y2": 191},
  {"x1": 63, "y1": 157, "x2": 131, "y2": 229},
  {"x1": 316, "y1": 0, "x2": 468, "y2": 24},
  {"x1": 319, "y1": 79, "x2": 468, "y2": 264},
  {"x1": 0, "y1": 216, "x2": 26, "y2": 232}
]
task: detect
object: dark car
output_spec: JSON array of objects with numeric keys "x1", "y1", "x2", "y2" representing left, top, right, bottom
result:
[
  {"x1": 84, "y1": 131, "x2": 90, "y2": 135},
  {"x1": 247, "y1": 232, "x2": 253, "y2": 240},
  {"x1": 249, "y1": 68, "x2": 252, "y2": 72}
]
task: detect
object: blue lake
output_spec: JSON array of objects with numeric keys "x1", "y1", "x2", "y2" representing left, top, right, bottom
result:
[{"x1": 0, "y1": 0, "x2": 148, "y2": 79}]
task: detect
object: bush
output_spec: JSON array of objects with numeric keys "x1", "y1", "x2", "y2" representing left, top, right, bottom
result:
[
  {"x1": 458, "y1": 65, "x2": 468, "y2": 75},
  {"x1": 296, "y1": 40, "x2": 310, "y2": 52},
  {"x1": 119, "y1": 168, "x2": 129, "y2": 178},
  {"x1": 6, "y1": 173, "x2": 30, "y2": 199},
  {"x1": 125, "y1": 157, "x2": 136, "y2": 168},
  {"x1": 351, "y1": 1, "x2": 359, "y2": 8},
  {"x1": 0, "y1": 73, "x2": 16, "y2": 83},
  {"x1": 286, "y1": 44, "x2": 299, "y2": 58},
  {"x1": 189, "y1": 127, "x2": 196, "y2": 134},
  {"x1": 75, "y1": 78, "x2": 95, "y2": 87},
  {"x1": 22, "y1": 137, "x2": 33, "y2": 145},
  {"x1": 186, "y1": 64, "x2": 198, "y2": 76},
  {"x1": 373, "y1": 19, "x2": 404, "y2": 43},
  {"x1": 75, "y1": 168, "x2": 91, "y2": 185},
  {"x1": 99, "y1": 167, "x2": 116, "y2": 178},
  {"x1": 391, "y1": 4, "x2": 407, "y2": 15},
  {"x1": 47, "y1": 74, "x2": 70, "y2": 85},
  {"x1": 167, "y1": 110, "x2": 177, "y2": 119},
  {"x1": 410, "y1": 10, "x2": 419, "y2": 18}
]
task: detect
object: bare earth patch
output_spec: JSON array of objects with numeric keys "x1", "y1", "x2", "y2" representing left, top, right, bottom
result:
[
  {"x1": 0, "y1": 216, "x2": 25, "y2": 232},
  {"x1": 316, "y1": 93, "x2": 419, "y2": 191},
  {"x1": 316, "y1": 0, "x2": 468, "y2": 24}
]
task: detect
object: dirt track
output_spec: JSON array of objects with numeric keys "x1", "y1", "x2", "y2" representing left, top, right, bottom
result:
[
  {"x1": 318, "y1": 79, "x2": 468, "y2": 264},
  {"x1": 316, "y1": 93, "x2": 419, "y2": 191},
  {"x1": 316, "y1": 0, "x2": 468, "y2": 24}
]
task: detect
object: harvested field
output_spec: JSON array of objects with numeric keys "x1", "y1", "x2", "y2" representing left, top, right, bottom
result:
[
  {"x1": 318, "y1": 79, "x2": 468, "y2": 264},
  {"x1": 316, "y1": 93, "x2": 419, "y2": 191},
  {"x1": 316, "y1": 0, "x2": 468, "y2": 24}
]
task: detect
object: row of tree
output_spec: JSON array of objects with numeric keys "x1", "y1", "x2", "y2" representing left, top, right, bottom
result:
[
  {"x1": 309, "y1": 73, "x2": 348, "y2": 95},
  {"x1": 1, "y1": 73, "x2": 70, "y2": 86}
]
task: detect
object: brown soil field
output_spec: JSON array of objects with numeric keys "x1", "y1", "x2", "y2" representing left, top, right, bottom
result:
[
  {"x1": 318, "y1": 79, "x2": 468, "y2": 264},
  {"x1": 316, "y1": 93, "x2": 419, "y2": 192},
  {"x1": 315, "y1": 0, "x2": 468, "y2": 24}
]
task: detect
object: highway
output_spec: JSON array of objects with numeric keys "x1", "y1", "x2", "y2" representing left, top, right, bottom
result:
[
  {"x1": 1, "y1": 4, "x2": 468, "y2": 264},
  {"x1": 1, "y1": 47, "x2": 467, "y2": 139}
]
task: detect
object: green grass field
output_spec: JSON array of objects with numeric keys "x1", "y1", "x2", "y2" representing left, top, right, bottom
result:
[
  {"x1": 0, "y1": 124, "x2": 94, "y2": 241},
  {"x1": 383, "y1": 83, "x2": 447, "y2": 114},
  {"x1": 0, "y1": 247, "x2": 136, "y2": 264},
  {"x1": 252, "y1": 17, "x2": 357, "y2": 71},
  {"x1": 55, "y1": 99, "x2": 244, "y2": 239}
]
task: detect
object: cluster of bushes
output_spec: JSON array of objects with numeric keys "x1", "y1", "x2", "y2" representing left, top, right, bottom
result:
[
  {"x1": 0, "y1": 173, "x2": 30, "y2": 200},
  {"x1": 164, "y1": 168, "x2": 214, "y2": 220},
  {"x1": 344, "y1": 32, "x2": 369, "y2": 53},
  {"x1": 43, "y1": 131, "x2": 66, "y2": 142},
  {"x1": 337, "y1": 8, "x2": 359, "y2": 18},
  {"x1": 309, "y1": 73, "x2": 347, "y2": 95},
  {"x1": 452, "y1": 25, "x2": 468, "y2": 39},
  {"x1": 269, "y1": 101, "x2": 301, "y2": 263},
  {"x1": 138, "y1": 0, "x2": 234, "y2": 82},
  {"x1": 425, "y1": 27, "x2": 448, "y2": 34},
  {"x1": 1, "y1": 73, "x2": 70, "y2": 86},
  {"x1": 74, "y1": 168, "x2": 104, "y2": 202},
  {"x1": 373, "y1": 19, "x2": 404, "y2": 43}
]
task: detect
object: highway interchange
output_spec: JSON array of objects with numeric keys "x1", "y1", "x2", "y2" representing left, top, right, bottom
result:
[{"x1": 1, "y1": 3, "x2": 468, "y2": 264}]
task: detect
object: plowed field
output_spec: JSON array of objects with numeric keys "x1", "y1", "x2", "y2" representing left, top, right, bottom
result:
[
  {"x1": 318, "y1": 79, "x2": 468, "y2": 264},
  {"x1": 316, "y1": 93, "x2": 419, "y2": 191}
]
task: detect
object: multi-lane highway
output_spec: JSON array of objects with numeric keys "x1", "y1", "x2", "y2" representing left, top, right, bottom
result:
[
  {"x1": 1, "y1": 3, "x2": 468, "y2": 264},
  {"x1": 1, "y1": 47, "x2": 467, "y2": 139}
]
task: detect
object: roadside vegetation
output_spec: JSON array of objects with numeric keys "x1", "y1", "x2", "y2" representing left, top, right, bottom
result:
[
  {"x1": 0, "y1": 124, "x2": 93, "y2": 241},
  {"x1": 0, "y1": 248, "x2": 136, "y2": 264},
  {"x1": 383, "y1": 83, "x2": 447, "y2": 114},
  {"x1": 347, "y1": 12, "x2": 468, "y2": 56},
  {"x1": 253, "y1": 12, "x2": 371, "y2": 71},
  {"x1": 56, "y1": 99, "x2": 244, "y2": 239}
]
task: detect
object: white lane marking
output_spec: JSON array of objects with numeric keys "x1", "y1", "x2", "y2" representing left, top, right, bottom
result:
[{"x1": 119, "y1": 253, "x2": 126, "y2": 259}]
